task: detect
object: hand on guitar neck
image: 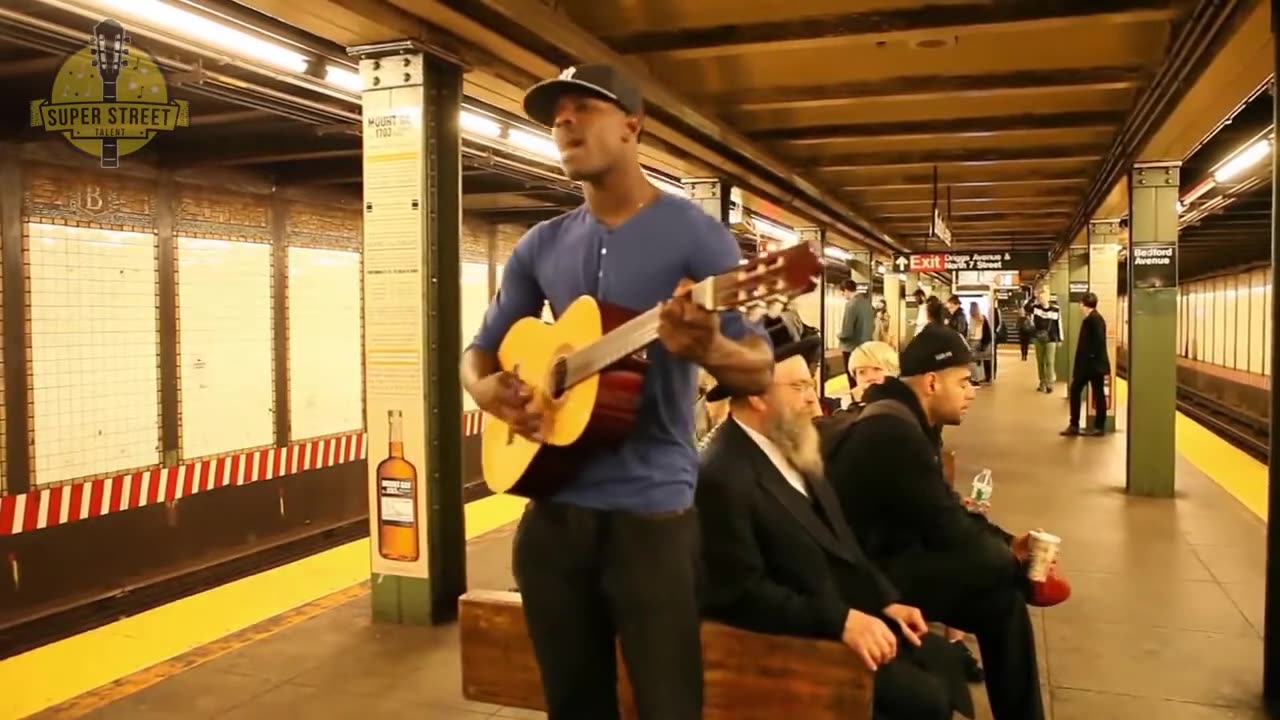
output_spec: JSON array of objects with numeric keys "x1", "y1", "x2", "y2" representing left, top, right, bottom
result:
[{"x1": 656, "y1": 279, "x2": 720, "y2": 364}]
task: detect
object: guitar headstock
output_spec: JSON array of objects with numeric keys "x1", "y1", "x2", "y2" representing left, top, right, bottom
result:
[
  {"x1": 91, "y1": 19, "x2": 130, "y2": 84},
  {"x1": 691, "y1": 241, "x2": 822, "y2": 321}
]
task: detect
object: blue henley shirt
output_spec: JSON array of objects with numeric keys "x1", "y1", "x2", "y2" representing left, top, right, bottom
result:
[{"x1": 469, "y1": 192, "x2": 770, "y2": 513}]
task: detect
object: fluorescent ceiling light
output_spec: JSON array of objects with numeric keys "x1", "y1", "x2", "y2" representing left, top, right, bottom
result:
[
  {"x1": 751, "y1": 215, "x2": 798, "y2": 245},
  {"x1": 507, "y1": 128, "x2": 559, "y2": 161},
  {"x1": 88, "y1": 0, "x2": 309, "y2": 74},
  {"x1": 1213, "y1": 138, "x2": 1271, "y2": 183},
  {"x1": 460, "y1": 110, "x2": 502, "y2": 138},
  {"x1": 325, "y1": 65, "x2": 361, "y2": 93},
  {"x1": 823, "y1": 246, "x2": 852, "y2": 261}
]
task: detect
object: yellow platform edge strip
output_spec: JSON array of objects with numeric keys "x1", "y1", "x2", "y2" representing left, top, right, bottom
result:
[
  {"x1": 1114, "y1": 378, "x2": 1267, "y2": 521},
  {"x1": 0, "y1": 492, "x2": 529, "y2": 720}
]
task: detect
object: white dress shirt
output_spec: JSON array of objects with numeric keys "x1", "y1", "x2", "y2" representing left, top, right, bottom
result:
[{"x1": 734, "y1": 417, "x2": 809, "y2": 498}]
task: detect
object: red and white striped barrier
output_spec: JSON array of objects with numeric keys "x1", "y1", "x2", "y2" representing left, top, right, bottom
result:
[
  {"x1": 0, "y1": 411, "x2": 489, "y2": 537},
  {"x1": 0, "y1": 433, "x2": 366, "y2": 536}
]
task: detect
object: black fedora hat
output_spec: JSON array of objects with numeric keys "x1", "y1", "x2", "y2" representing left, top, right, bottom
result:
[{"x1": 705, "y1": 313, "x2": 823, "y2": 403}]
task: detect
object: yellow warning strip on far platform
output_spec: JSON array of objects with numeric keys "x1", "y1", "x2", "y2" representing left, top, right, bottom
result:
[
  {"x1": 0, "y1": 492, "x2": 528, "y2": 719},
  {"x1": 1115, "y1": 378, "x2": 1267, "y2": 521}
]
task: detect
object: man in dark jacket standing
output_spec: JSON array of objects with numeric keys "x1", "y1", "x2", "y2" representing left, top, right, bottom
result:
[
  {"x1": 698, "y1": 318, "x2": 973, "y2": 720},
  {"x1": 1062, "y1": 292, "x2": 1110, "y2": 436},
  {"x1": 824, "y1": 325, "x2": 1070, "y2": 720}
]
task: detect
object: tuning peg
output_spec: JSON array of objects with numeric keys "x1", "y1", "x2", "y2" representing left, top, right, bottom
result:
[{"x1": 745, "y1": 304, "x2": 766, "y2": 324}]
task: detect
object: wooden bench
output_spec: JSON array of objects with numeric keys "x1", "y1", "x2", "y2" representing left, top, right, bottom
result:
[{"x1": 459, "y1": 589, "x2": 874, "y2": 719}]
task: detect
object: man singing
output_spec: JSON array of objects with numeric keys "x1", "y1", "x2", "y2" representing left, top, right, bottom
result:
[{"x1": 461, "y1": 63, "x2": 773, "y2": 720}]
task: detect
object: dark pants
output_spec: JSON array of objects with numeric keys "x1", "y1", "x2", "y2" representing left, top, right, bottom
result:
[
  {"x1": 1019, "y1": 337, "x2": 1030, "y2": 360},
  {"x1": 1069, "y1": 373, "x2": 1107, "y2": 430},
  {"x1": 982, "y1": 359, "x2": 994, "y2": 382},
  {"x1": 843, "y1": 350, "x2": 856, "y2": 390},
  {"x1": 874, "y1": 632, "x2": 973, "y2": 720},
  {"x1": 886, "y1": 546, "x2": 1044, "y2": 720},
  {"x1": 873, "y1": 644, "x2": 953, "y2": 720},
  {"x1": 512, "y1": 501, "x2": 703, "y2": 720}
]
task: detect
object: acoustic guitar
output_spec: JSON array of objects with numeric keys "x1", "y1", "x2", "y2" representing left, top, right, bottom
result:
[{"x1": 481, "y1": 242, "x2": 822, "y2": 498}]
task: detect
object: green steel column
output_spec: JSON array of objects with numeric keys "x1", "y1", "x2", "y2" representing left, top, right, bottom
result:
[
  {"x1": 1127, "y1": 162, "x2": 1180, "y2": 497},
  {"x1": 1050, "y1": 257, "x2": 1069, "y2": 387},
  {"x1": 1088, "y1": 219, "x2": 1122, "y2": 433},
  {"x1": 1063, "y1": 236, "x2": 1090, "y2": 384},
  {"x1": 353, "y1": 43, "x2": 467, "y2": 625}
]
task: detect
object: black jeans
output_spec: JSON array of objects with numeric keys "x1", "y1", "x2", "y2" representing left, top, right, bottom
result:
[
  {"x1": 1069, "y1": 373, "x2": 1107, "y2": 430},
  {"x1": 512, "y1": 501, "x2": 703, "y2": 720}
]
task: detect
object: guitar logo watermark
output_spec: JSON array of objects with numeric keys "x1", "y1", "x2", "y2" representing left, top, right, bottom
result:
[{"x1": 30, "y1": 18, "x2": 189, "y2": 169}]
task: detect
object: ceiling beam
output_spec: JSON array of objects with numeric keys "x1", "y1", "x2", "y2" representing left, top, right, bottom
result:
[
  {"x1": 749, "y1": 111, "x2": 1127, "y2": 143},
  {"x1": 175, "y1": 136, "x2": 360, "y2": 166},
  {"x1": 858, "y1": 195, "x2": 1082, "y2": 207},
  {"x1": 814, "y1": 146, "x2": 1106, "y2": 170},
  {"x1": 877, "y1": 208, "x2": 1075, "y2": 219},
  {"x1": 842, "y1": 176, "x2": 1090, "y2": 194},
  {"x1": 714, "y1": 67, "x2": 1147, "y2": 111},
  {"x1": 601, "y1": 1, "x2": 1180, "y2": 57},
  {"x1": 188, "y1": 109, "x2": 277, "y2": 126}
]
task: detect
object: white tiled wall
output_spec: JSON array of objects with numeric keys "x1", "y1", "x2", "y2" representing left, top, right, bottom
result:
[
  {"x1": 460, "y1": 261, "x2": 489, "y2": 412},
  {"x1": 28, "y1": 223, "x2": 160, "y2": 486},
  {"x1": 177, "y1": 237, "x2": 274, "y2": 459},
  {"x1": 288, "y1": 246, "x2": 363, "y2": 440}
]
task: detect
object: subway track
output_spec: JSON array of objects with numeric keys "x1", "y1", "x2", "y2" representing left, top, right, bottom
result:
[{"x1": 1116, "y1": 363, "x2": 1269, "y2": 462}]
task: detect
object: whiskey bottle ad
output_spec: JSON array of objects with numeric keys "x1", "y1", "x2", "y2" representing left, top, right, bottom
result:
[{"x1": 376, "y1": 409, "x2": 419, "y2": 562}]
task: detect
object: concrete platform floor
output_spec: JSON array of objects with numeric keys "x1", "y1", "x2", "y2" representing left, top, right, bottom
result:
[{"x1": 61, "y1": 352, "x2": 1270, "y2": 719}]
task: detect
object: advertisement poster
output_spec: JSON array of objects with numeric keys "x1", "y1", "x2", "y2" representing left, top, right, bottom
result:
[{"x1": 361, "y1": 67, "x2": 430, "y2": 579}]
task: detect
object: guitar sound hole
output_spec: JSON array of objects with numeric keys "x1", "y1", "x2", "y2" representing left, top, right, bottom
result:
[{"x1": 550, "y1": 356, "x2": 569, "y2": 400}]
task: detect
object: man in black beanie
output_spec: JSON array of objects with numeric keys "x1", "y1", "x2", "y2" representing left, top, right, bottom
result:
[{"x1": 823, "y1": 324, "x2": 1068, "y2": 720}]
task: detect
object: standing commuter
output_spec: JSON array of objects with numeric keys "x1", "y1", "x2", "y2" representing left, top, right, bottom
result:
[
  {"x1": 1061, "y1": 292, "x2": 1110, "y2": 436},
  {"x1": 461, "y1": 63, "x2": 774, "y2": 720},
  {"x1": 838, "y1": 280, "x2": 875, "y2": 390},
  {"x1": 1029, "y1": 289, "x2": 1061, "y2": 393}
]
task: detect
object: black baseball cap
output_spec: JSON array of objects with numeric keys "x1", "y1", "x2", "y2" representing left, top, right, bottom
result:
[
  {"x1": 522, "y1": 63, "x2": 645, "y2": 128},
  {"x1": 900, "y1": 324, "x2": 973, "y2": 377}
]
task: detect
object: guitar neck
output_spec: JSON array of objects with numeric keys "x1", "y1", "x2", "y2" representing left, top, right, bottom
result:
[{"x1": 563, "y1": 305, "x2": 662, "y2": 388}]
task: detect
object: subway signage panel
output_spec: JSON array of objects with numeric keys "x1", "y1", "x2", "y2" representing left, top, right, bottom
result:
[{"x1": 892, "y1": 250, "x2": 1048, "y2": 273}]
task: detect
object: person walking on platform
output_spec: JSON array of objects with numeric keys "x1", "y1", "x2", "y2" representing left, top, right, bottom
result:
[
  {"x1": 461, "y1": 63, "x2": 774, "y2": 720},
  {"x1": 838, "y1": 280, "x2": 875, "y2": 390},
  {"x1": 944, "y1": 296, "x2": 968, "y2": 337},
  {"x1": 1029, "y1": 290, "x2": 1062, "y2": 393},
  {"x1": 966, "y1": 302, "x2": 992, "y2": 386},
  {"x1": 1061, "y1": 292, "x2": 1111, "y2": 437},
  {"x1": 1017, "y1": 309, "x2": 1033, "y2": 361},
  {"x1": 823, "y1": 325, "x2": 1072, "y2": 720},
  {"x1": 698, "y1": 319, "x2": 975, "y2": 720}
]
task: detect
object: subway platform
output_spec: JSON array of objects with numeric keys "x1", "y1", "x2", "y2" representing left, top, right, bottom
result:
[{"x1": 13, "y1": 352, "x2": 1271, "y2": 719}]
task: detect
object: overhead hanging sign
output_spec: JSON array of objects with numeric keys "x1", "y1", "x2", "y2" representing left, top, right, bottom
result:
[
  {"x1": 930, "y1": 208, "x2": 953, "y2": 247},
  {"x1": 1130, "y1": 244, "x2": 1176, "y2": 289},
  {"x1": 891, "y1": 250, "x2": 1048, "y2": 273}
]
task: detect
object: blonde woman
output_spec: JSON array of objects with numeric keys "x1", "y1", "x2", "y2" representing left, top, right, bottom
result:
[{"x1": 848, "y1": 340, "x2": 900, "y2": 405}]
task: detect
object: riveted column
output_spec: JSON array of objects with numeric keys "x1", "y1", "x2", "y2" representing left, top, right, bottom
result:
[
  {"x1": 1087, "y1": 219, "x2": 1123, "y2": 433},
  {"x1": 1126, "y1": 161, "x2": 1180, "y2": 497},
  {"x1": 1063, "y1": 231, "x2": 1090, "y2": 386},
  {"x1": 351, "y1": 41, "x2": 465, "y2": 625},
  {"x1": 681, "y1": 177, "x2": 733, "y2": 225},
  {"x1": 1050, "y1": 253, "x2": 1070, "y2": 388}
]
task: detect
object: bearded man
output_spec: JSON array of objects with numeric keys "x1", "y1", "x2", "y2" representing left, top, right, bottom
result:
[{"x1": 696, "y1": 318, "x2": 974, "y2": 720}]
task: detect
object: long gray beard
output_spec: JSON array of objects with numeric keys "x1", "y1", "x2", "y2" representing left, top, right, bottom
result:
[{"x1": 763, "y1": 409, "x2": 824, "y2": 480}]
